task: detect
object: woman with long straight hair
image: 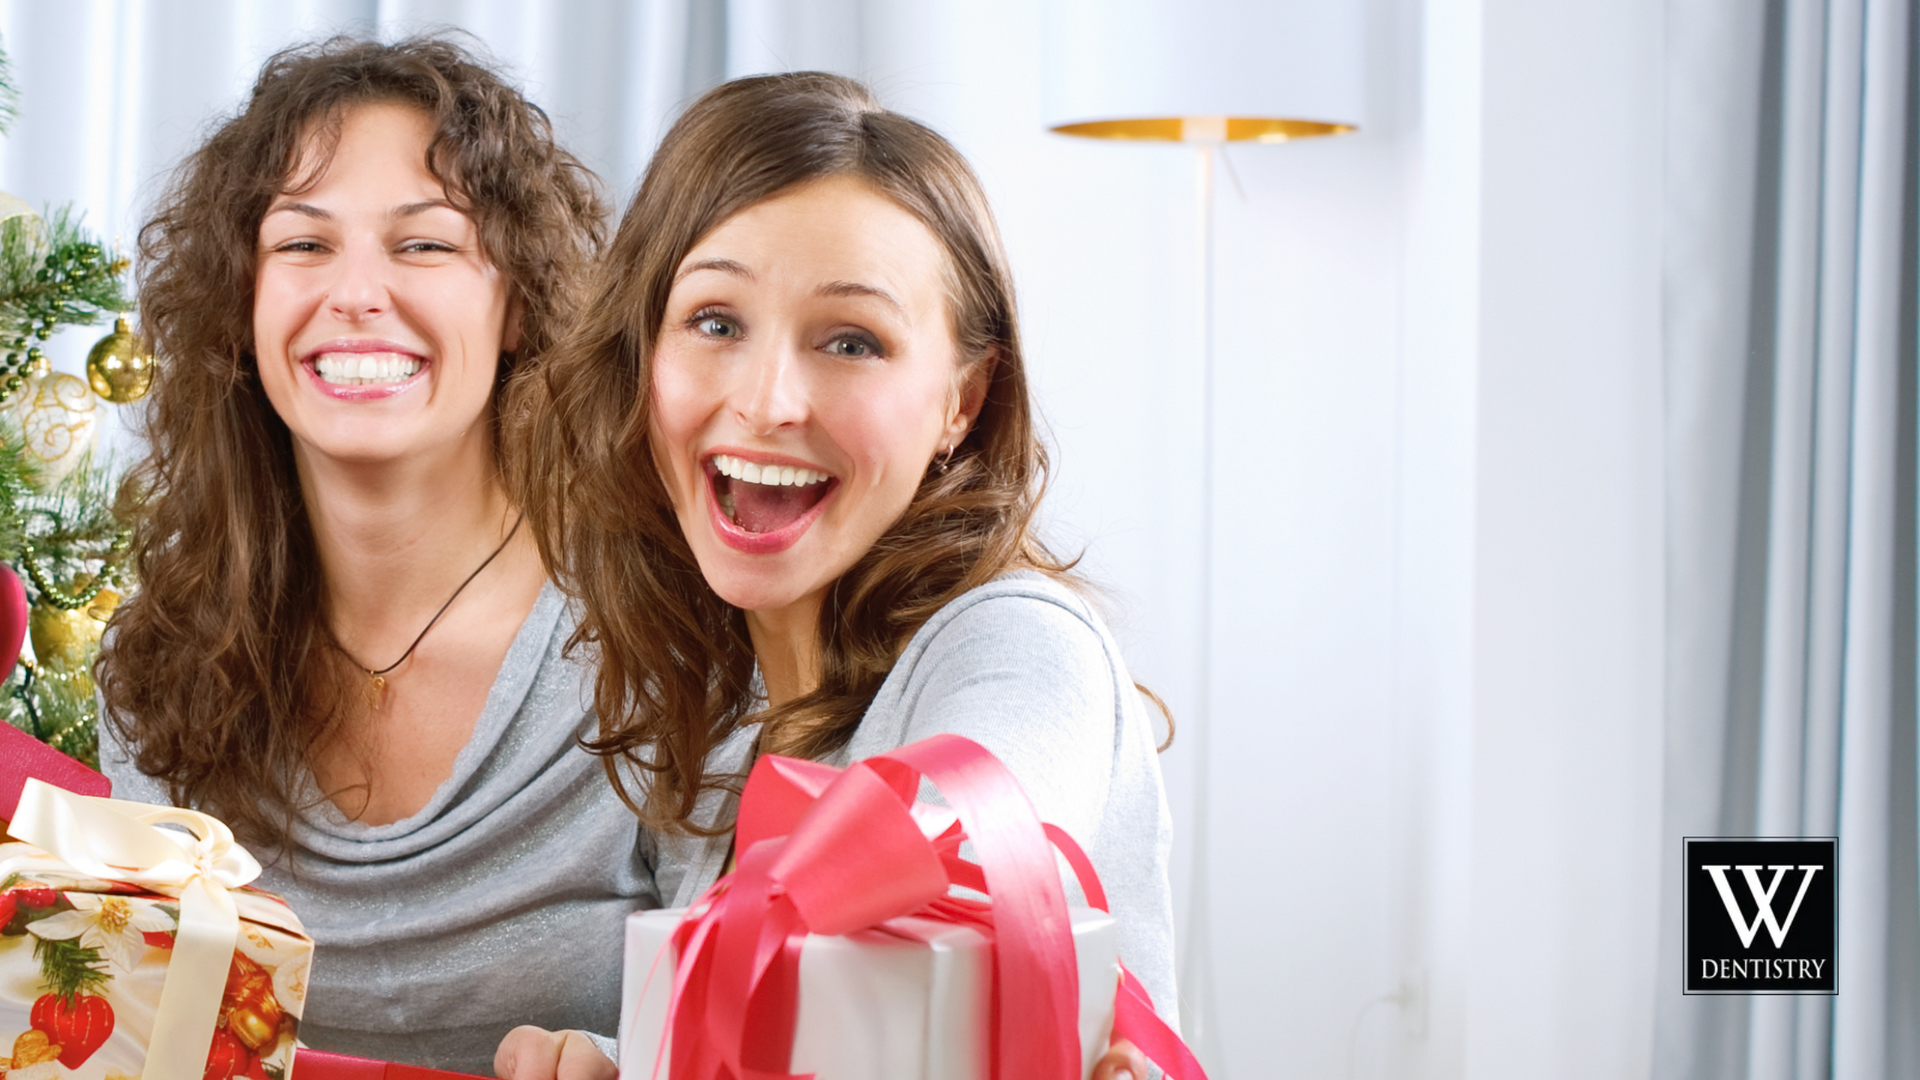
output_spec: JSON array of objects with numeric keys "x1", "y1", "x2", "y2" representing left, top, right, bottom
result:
[
  {"x1": 98, "y1": 36, "x2": 640, "y2": 1071},
  {"x1": 502, "y1": 72, "x2": 1174, "y2": 1080}
]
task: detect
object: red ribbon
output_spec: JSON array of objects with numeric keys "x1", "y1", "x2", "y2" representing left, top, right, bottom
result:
[{"x1": 654, "y1": 733, "x2": 1207, "y2": 1080}]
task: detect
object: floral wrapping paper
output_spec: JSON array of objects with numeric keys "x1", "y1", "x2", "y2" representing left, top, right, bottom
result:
[{"x1": 0, "y1": 844, "x2": 310, "y2": 1080}]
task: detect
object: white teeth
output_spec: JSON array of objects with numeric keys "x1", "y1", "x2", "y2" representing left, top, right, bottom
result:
[
  {"x1": 313, "y1": 352, "x2": 422, "y2": 386},
  {"x1": 712, "y1": 454, "x2": 829, "y2": 487}
]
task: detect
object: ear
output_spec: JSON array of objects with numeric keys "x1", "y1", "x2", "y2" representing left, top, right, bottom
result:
[{"x1": 944, "y1": 349, "x2": 998, "y2": 447}]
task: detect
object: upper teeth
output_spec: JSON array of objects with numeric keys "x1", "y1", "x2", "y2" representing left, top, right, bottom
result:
[
  {"x1": 314, "y1": 353, "x2": 421, "y2": 385},
  {"x1": 713, "y1": 454, "x2": 829, "y2": 487}
]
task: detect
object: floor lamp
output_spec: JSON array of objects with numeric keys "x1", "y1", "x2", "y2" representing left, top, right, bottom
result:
[{"x1": 1041, "y1": 0, "x2": 1363, "y2": 1063}]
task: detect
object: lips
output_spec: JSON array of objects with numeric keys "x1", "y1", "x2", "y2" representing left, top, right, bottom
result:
[
  {"x1": 300, "y1": 339, "x2": 428, "y2": 399},
  {"x1": 705, "y1": 452, "x2": 837, "y2": 554}
]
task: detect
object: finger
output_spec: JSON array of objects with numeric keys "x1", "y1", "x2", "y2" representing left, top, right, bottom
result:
[
  {"x1": 495, "y1": 1025, "x2": 563, "y2": 1080},
  {"x1": 1090, "y1": 1037, "x2": 1150, "y2": 1080},
  {"x1": 555, "y1": 1031, "x2": 619, "y2": 1080}
]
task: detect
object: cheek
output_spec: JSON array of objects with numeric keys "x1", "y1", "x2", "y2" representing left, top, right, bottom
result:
[
  {"x1": 648, "y1": 353, "x2": 713, "y2": 482},
  {"x1": 251, "y1": 273, "x2": 292, "y2": 347},
  {"x1": 824, "y1": 369, "x2": 952, "y2": 486}
]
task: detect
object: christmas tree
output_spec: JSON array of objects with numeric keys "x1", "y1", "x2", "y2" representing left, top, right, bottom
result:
[{"x1": 0, "y1": 43, "x2": 145, "y2": 768}]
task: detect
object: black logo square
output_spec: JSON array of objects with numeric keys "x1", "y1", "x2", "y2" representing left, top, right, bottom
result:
[{"x1": 1684, "y1": 837, "x2": 1836, "y2": 994}]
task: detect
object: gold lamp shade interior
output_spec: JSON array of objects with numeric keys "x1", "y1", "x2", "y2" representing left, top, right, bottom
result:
[{"x1": 1051, "y1": 115, "x2": 1354, "y2": 142}]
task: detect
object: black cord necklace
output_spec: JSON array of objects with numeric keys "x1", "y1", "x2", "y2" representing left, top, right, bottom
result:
[{"x1": 346, "y1": 514, "x2": 524, "y2": 702}]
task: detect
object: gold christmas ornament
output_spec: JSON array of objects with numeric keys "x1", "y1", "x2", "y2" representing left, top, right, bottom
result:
[
  {"x1": 10, "y1": 367, "x2": 97, "y2": 482},
  {"x1": 86, "y1": 586, "x2": 121, "y2": 623},
  {"x1": 28, "y1": 600, "x2": 105, "y2": 673},
  {"x1": 85, "y1": 314, "x2": 153, "y2": 403}
]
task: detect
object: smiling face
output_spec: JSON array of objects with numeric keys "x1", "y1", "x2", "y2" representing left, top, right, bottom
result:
[
  {"x1": 253, "y1": 102, "x2": 519, "y2": 473},
  {"x1": 649, "y1": 175, "x2": 988, "y2": 630}
]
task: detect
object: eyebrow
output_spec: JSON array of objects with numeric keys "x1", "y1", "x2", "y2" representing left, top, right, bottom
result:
[
  {"x1": 262, "y1": 199, "x2": 460, "y2": 221},
  {"x1": 394, "y1": 199, "x2": 458, "y2": 218},
  {"x1": 674, "y1": 258, "x2": 755, "y2": 285},
  {"x1": 817, "y1": 280, "x2": 904, "y2": 313},
  {"x1": 265, "y1": 202, "x2": 331, "y2": 221}
]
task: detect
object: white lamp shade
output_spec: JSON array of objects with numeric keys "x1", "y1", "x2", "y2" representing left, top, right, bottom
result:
[{"x1": 1042, "y1": 0, "x2": 1365, "y2": 141}]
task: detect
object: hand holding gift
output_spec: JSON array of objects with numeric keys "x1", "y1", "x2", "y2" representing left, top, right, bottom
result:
[
  {"x1": 0, "y1": 777, "x2": 312, "y2": 1080},
  {"x1": 620, "y1": 734, "x2": 1203, "y2": 1080}
]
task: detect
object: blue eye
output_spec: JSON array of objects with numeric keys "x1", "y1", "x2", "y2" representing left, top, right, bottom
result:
[
  {"x1": 825, "y1": 332, "x2": 882, "y2": 358},
  {"x1": 693, "y1": 313, "x2": 740, "y2": 338}
]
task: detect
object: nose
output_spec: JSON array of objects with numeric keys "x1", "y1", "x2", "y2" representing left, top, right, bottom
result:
[
  {"x1": 326, "y1": 238, "x2": 390, "y2": 321},
  {"x1": 733, "y1": 341, "x2": 810, "y2": 436}
]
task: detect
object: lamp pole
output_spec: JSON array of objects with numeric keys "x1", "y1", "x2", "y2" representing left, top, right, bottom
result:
[{"x1": 1182, "y1": 137, "x2": 1219, "y2": 1053}]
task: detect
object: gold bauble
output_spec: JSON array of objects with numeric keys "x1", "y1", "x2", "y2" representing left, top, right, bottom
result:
[
  {"x1": 10, "y1": 368, "x2": 97, "y2": 483},
  {"x1": 28, "y1": 602, "x2": 104, "y2": 673},
  {"x1": 86, "y1": 315, "x2": 153, "y2": 403},
  {"x1": 227, "y1": 1006, "x2": 277, "y2": 1052},
  {"x1": 86, "y1": 587, "x2": 121, "y2": 622}
]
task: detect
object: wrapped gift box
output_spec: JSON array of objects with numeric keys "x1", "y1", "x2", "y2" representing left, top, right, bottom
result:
[
  {"x1": 619, "y1": 906, "x2": 1118, "y2": 1080},
  {"x1": 0, "y1": 843, "x2": 312, "y2": 1080}
]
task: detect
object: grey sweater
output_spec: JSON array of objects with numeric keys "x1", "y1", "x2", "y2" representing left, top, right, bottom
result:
[
  {"x1": 102, "y1": 585, "x2": 655, "y2": 1075},
  {"x1": 653, "y1": 573, "x2": 1181, "y2": 1026},
  {"x1": 103, "y1": 574, "x2": 1179, "y2": 1069}
]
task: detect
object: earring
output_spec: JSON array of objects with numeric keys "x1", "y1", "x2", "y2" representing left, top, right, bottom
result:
[{"x1": 936, "y1": 445, "x2": 955, "y2": 475}]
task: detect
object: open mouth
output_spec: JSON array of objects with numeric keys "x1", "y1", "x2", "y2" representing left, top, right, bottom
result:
[
  {"x1": 312, "y1": 352, "x2": 423, "y2": 386},
  {"x1": 708, "y1": 453, "x2": 835, "y2": 535}
]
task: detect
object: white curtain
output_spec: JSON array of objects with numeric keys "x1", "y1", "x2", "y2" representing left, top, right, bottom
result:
[{"x1": 1658, "y1": 1, "x2": 1917, "y2": 1077}]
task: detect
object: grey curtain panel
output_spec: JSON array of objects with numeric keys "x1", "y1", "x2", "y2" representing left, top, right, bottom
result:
[{"x1": 1658, "y1": 1, "x2": 1917, "y2": 1077}]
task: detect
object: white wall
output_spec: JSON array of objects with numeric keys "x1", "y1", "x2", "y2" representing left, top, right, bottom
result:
[
  {"x1": 0, "y1": 1, "x2": 1680, "y2": 1076},
  {"x1": 1462, "y1": 0, "x2": 1667, "y2": 1075}
]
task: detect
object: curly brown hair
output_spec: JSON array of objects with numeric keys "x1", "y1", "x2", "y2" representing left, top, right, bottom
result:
[
  {"x1": 510, "y1": 72, "x2": 1073, "y2": 834},
  {"x1": 98, "y1": 34, "x2": 606, "y2": 845}
]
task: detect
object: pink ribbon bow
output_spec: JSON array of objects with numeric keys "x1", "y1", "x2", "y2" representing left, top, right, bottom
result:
[{"x1": 658, "y1": 733, "x2": 1206, "y2": 1080}]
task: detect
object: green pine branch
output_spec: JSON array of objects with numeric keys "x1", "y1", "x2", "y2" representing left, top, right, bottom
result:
[
  {"x1": 0, "y1": 209, "x2": 131, "y2": 404},
  {"x1": 0, "y1": 45, "x2": 17, "y2": 138},
  {"x1": 0, "y1": 419, "x2": 31, "y2": 559},
  {"x1": 19, "y1": 452, "x2": 127, "y2": 592},
  {"x1": 2, "y1": 658, "x2": 100, "y2": 768},
  {"x1": 0, "y1": 42, "x2": 133, "y2": 770},
  {"x1": 31, "y1": 933, "x2": 109, "y2": 1003}
]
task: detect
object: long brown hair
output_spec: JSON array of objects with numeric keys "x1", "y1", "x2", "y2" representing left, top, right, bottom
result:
[
  {"x1": 99, "y1": 35, "x2": 605, "y2": 845},
  {"x1": 512, "y1": 72, "x2": 1072, "y2": 834}
]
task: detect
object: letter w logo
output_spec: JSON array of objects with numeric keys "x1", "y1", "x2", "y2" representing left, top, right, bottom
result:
[{"x1": 1701, "y1": 864, "x2": 1823, "y2": 948}]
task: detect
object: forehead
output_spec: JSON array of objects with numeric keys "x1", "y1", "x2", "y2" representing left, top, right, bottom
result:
[
  {"x1": 281, "y1": 101, "x2": 440, "y2": 195},
  {"x1": 682, "y1": 177, "x2": 949, "y2": 306}
]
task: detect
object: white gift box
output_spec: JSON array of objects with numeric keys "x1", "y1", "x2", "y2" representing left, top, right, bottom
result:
[{"x1": 618, "y1": 906, "x2": 1118, "y2": 1080}]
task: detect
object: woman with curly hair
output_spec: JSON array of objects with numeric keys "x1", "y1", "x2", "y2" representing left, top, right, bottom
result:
[
  {"x1": 96, "y1": 36, "x2": 632, "y2": 1070},
  {"x1": 501, "y1": 72, "x2": 1175, "y2": 1080}
]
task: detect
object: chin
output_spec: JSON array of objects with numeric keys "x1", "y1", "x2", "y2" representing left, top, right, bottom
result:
[
  {"x1": 693, "y1": 553, "x2": 816, "y2": 617},
  {"x1": 705, "y1": 573, "x2": 806, "y2": 616}
]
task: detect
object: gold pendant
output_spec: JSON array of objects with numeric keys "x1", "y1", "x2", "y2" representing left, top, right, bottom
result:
[{"x1": 366, "y1": 673, "x2": 387, "y2": 709}]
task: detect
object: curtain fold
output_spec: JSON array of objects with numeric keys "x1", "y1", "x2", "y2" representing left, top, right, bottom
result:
[{"x1": 1658, "y1": 1, "x2": 1918, "y2": 1077}]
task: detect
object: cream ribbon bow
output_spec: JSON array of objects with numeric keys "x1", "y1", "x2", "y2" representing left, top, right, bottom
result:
[{"x1": 9, "y1": 777, "x2": 263, "y2": 1080}]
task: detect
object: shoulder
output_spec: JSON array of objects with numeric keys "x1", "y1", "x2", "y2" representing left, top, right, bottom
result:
[
  {"x1": 901, "y1": 572, "x2": 1118, "y2": 680},
  {"x1": 850, "y1": 573, "x2": 1137, "y2": 775}
]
